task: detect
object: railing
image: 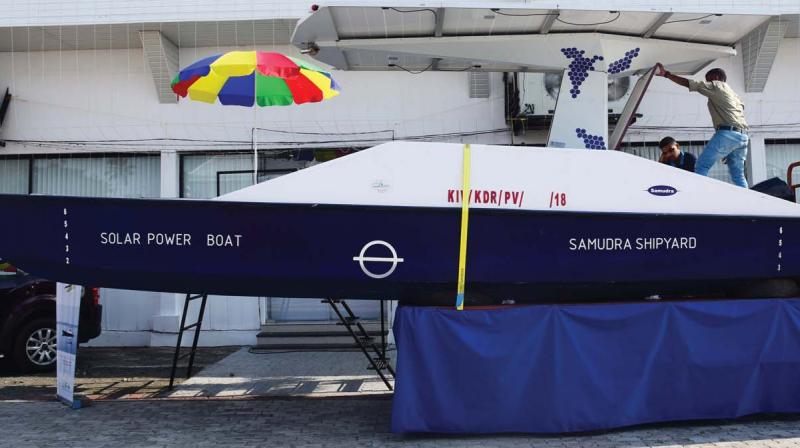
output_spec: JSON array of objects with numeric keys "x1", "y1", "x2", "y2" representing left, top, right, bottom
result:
[{"x1": 787, "y1": 162, "x2": 800, "y2": 198}]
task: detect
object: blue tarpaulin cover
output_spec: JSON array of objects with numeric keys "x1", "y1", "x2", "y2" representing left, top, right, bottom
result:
[{"x1": 391, "y1": 299, "x2": 800, "y2": 434}]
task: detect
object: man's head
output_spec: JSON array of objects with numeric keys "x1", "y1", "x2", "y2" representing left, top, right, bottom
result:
[
  {"x1": 659, "y1": 137, "x2": 681, "y2": 162},
  {"x1": 705, "y1": 68, "x2": 727, "y2": 83}
]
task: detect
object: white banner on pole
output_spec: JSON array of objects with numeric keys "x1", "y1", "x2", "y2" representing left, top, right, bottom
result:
[{"x1": 56, "y1": 283, "x2": 82, "y2": 409}]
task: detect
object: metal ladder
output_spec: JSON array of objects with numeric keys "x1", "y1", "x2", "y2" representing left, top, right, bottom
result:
[
  {"x1": 168, "y1": 293, "x2": 209, "y2": 389},
  {"x1": 325, "y1": 299, "x2": 395, "y2": 390}
]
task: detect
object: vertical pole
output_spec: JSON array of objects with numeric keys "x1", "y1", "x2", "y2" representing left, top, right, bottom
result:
[
  {"x1": 252, "y1": 127, "x2": 258, "y2": 185},
  {"x1": 456, "y1": 143, "x2": 471, "y2": 310},
  {"x1": 380, "y1": 300, "x2": 387, "y2": 361},
  {"x1": 747, "y1": 134, "x2": 768, "y2": 186}
]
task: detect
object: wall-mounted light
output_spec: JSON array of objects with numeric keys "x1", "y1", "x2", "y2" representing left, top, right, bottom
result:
[{"x1": 300, "y1": 44, "x2": 320, "y2": 56}]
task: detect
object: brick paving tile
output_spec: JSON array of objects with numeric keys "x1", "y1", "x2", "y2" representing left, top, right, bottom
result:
[{"x1": 2, "y1": 399, "x2": 800, "y2": 448}]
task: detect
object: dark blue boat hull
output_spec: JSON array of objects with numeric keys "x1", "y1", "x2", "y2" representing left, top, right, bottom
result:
[{"x1": 0, "y1": 194, "x2": 797, "y2": 304}]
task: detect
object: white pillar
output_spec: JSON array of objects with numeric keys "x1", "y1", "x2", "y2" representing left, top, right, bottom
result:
[
  {"x1": 151, "y1": 150, "x2": 183, "y2": 344},
  {"x1": 748, "y1": 134, "x2": 768, "y2": 185},
  {"x1": 159, "y1": 150, "x2": 180, "y2": 198},
  {"x1": 548, "y1": 70, "x2": 609, "y2": 149}
]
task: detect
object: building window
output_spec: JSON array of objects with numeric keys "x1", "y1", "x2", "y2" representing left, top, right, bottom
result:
[
  {"x1": 620, "y1": 141, "x2": 734, "y2": 184},
  {"x1": 0, "y1": 157, "x2": 30, "y2": 194},
  {"x1": 31, "y1": 154, "x2": 160, "y2": 198},
  {"x1": 766, "y1": 139, "x2": 800, "y2": 182},
  {"x1": 180, "y1": 151, "x2": 312, "y2": 199},
  {"x1": 181, "y1": 152, "x2": 255, "y2": 199}
]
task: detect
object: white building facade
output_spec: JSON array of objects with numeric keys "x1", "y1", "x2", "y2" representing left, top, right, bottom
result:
[{"x1": 0, "y1": 1, "x2": 798, "y2": 346}]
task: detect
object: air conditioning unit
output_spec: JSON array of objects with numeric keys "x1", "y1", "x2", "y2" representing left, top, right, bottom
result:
[{"x1": 518, "y1": 73, "x2": 635, "y2": 117}]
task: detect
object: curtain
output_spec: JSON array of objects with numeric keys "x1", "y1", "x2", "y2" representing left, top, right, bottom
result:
[
  {"x1": 765, "y1": 142, "x2": 800, "y2": 182},
  {"x1": 0, "y1": 157, "x2": 29, "y2": 194},
  {"x1": 32, "y1": 154, "x2": 160, "y2": 198},
  {"x1": 622, "y1": 142, "x2": 733, "y2": 184}
]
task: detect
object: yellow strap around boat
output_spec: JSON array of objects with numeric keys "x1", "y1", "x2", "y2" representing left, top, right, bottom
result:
[{"x1": 455, "y1": 143, "x2": 471, "y2": 311}]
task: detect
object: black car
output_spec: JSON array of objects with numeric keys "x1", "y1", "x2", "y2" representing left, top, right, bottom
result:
[{"x1": 0, "y1": 262, "x2": 102, "y2": 372}]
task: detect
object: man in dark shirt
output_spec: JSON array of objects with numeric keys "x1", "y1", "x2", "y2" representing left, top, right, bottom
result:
[{"x1": 658, "y1": 137, "x2": 696, "y2": 172}]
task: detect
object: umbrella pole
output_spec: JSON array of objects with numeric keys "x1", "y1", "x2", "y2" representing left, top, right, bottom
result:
[{"x1": 252, "y1": 127, "x2": 258, "y2": 185}]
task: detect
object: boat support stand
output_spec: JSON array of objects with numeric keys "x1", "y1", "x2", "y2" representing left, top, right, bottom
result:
[
  {"x1": 325, "y1": 299, "x2": 395, "y2": 391},
  {"x1": 168, "y1": 293, "x2": 209, "y2": 389}
]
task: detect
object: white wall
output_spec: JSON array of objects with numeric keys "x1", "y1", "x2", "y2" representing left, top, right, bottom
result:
[
  {"x1": 630, "y1": 37, "x2": 800, "y2": 141},
  {"x1": 0, "y1": 0, "x2": 309, "y2": 26},
  {"x1": 628, "y1": 37, "x2": 800, "y2": 185},
  {"x1": 0, "y1": 45, "x2": 510, "y2": 152}
]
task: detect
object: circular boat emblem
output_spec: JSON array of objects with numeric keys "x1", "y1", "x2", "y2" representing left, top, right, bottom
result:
[{"x1": 352, "y1": 240, "x2": 405, "y2": 279}]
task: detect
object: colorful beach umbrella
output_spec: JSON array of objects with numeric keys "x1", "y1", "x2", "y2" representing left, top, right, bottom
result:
[{"x1": 171, "y1": 51, "x2": 340, "y2": 107}]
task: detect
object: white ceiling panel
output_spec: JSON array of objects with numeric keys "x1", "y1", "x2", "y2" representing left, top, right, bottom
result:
[
  {"x1": 442, "y1": 8, "x2": 552, "y2": 35},
  {"x1": 332, "y1": 6, "x2": 437, "y2": 39},
  {"x1": 344, "y1": 48, "x2": 434, "y2": 70},
  {"x1": 549, "y1": 10, "x2": 656, "y2": 36},
  {"x1": 652, "y1": 14, "x2": 769, "y2": 45},
  {"x1": 341, "y1": 46, "x2": 520, "y2": 72},
  {"x1": 298, "y1": 5, "x2": 787, "y2": 46},
  {"x1": 292, "y1": 5, "x2": 797, "y2": 74}
]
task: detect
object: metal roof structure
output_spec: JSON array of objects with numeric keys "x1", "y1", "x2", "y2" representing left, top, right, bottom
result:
[{"x1": 291, "y1": 2, "x2": 798, "y2": 76}]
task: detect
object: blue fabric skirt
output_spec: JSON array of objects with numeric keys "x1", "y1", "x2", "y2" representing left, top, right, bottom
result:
[{"x1": 391, "y1": 299, "x2": 800, "y2": 434}]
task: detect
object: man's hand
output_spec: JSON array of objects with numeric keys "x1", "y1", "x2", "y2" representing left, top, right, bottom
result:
[{"x1": 655, "y1": 63, "x2": 690, "y2": 88}]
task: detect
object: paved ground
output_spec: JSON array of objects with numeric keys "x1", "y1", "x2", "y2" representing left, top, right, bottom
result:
[
  {"x1": 3, "y1": 347, "x2": 800, "y2": 447},
  {"x1": 3, "y1": 399, "x2": 800, "y2": 447},
  {"x1": 0, "y1": 347, "x2": 238, "y2": 400}
]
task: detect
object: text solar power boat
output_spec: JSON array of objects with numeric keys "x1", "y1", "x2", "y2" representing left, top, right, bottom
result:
[{"x1": 2, "y1": 141, "x2": 800, "y2": 305}]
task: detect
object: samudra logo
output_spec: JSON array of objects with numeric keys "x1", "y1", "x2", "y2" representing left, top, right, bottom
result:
[{"x1": 647, "y1": 185, "x2": 678, "y2": 196}]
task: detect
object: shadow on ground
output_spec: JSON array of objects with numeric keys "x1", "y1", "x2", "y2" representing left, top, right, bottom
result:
[
  {"x1": 162, "y1": 348, "x2": 395, "y2": 399},
  {"x1": 0, "y1": 347, "x2": 238, "y2": 401}
]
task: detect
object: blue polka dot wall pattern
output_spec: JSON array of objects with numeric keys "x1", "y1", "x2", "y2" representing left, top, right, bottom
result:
[
  {"x1": 559, "y1": 47, "x2": 603, "y2": 99},
  {"x1": 608, "y1": 48, "x2": 641, "y2": 74},
  {"x1": 575, "y1": 128, "x2": 606, "y2": 150}
]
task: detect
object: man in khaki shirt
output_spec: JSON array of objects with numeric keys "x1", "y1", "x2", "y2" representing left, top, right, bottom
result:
[{"x1": 655, "y1": 65, "x2": 749, "y2": 187}]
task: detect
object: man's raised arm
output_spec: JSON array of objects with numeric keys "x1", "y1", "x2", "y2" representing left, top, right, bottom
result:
[{"x1": 655, "y1": 63, "x2": 690, "y2": 89}]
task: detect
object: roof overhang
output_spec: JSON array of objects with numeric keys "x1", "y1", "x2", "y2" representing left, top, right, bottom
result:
[
  {"x1": 292, "y1": 2, "x2": 799, "y2": 74},
  {"x1": 300, "y1": 32, "x2": 734, "y2": 76},
  {"x1": 0, "y1": 19, "x2": 298, "y2": 52}
]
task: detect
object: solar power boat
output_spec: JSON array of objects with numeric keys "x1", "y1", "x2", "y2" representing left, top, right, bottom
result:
[{"x1": 1, "y1": 141, "x2": 800, "y2": 304}]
